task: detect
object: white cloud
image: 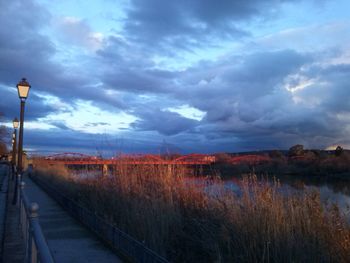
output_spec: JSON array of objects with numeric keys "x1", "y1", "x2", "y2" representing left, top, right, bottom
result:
[
  {"x1": 49, "y1": 100, "x2": 137, "y2": 134},
  {"x1": 54, "y1": 16, "x2": 104, "y2": 51},
  {"x1": 166, "y1": 105, "x2": 206, "y2": 121}
]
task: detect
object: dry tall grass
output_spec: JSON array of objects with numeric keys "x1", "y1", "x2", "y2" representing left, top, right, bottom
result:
[{"x1": 32, "y1": 163, "x2": 350, "y2": 262}]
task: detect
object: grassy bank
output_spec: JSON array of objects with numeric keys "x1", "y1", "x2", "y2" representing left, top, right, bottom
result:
[
  {"x1": 215, "y1": 151, "x2": 350, "y2": 180},
  {"x1": 32, "y1": 163, "x2": 350, "y2": 262}
]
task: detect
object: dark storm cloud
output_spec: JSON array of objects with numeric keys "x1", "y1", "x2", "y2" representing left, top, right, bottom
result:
[
  {"x1": 225, "y1": 50, "x2": 312, "y2": 97},
  {"x1": 103, "y1": 68, "x2": 177, "y2": 93},
  {"x1": 282, "y1": 62, "x2": 350, "y2": 120},
  {"x1": 131, "y1": 108, "x2": 199, "y2": 135},
  {"x1": 0, "y1": 1, "x2": 127, "y2": 118},
  {"x1": 97, "y1": 36, "x2": 179, "y2": 94},
  {"x1": 315, "y1": 64, "x2": 350, "y2": 112},
  {"x1": 1, "y1": 0, "x2": 347, "y2": 153},
  {"x1": 24, "y1": 128, "x2": 183, "y2": 155},
  {"x1": 123, "y1": 0, "x2": 302, "y2": 51},
  {"x1": 96, "y1": 36, "x2": 151, "y2": 67},
  {"x1": 0, "y1": 0, "x2": 90, "y2": 104},
  {"x1": 0, "y1": 0, "x2": 54, "y2": 85},
  {"x1": 154, "y1": 48, "x2": 350, "y2": 149},
  {"x1": 100, "y1": 46, "x2": 349, "y2": 150},
  {"x1": 0, "y1": 87, "x2": 58, "y2": 121},
  {"x1": 24, "y1": 128, "x2": 100, "y2": 153},
  {"x1": 49, "y1": 121, "x2": 71, "y2": 130},
  {"x1": 175, "y1": 49, "x2": 312, "y2": 119}
]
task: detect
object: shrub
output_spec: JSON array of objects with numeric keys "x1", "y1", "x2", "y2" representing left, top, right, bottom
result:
[
  {"x1": 288, "y1": 144, "x2": 304, "y2": 157},
  {"x1": 335, "y1": 146, "x2": 344, "y2": 157}
]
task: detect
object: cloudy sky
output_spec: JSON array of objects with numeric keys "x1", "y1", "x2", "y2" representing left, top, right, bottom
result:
[{"x1": 1, "y1": 0, "x2": 350, "y2": 155}]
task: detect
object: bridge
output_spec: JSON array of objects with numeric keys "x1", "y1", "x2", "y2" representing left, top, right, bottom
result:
[
  {"x1": 230, "y1": 154, "x2": 271, "y2": 165},
  {"x1": 33, "y1": 153, "x2": 217, "y2": 165},
  {"x1": 31, "y1": 152, "x2": 276, "y2": 166}
]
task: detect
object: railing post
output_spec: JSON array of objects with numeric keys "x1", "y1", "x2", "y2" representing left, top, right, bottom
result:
[
  {"x1": 19, "y1": 181, "x2": 30, "y2": 262},
  {"x1": 19, "y1": 182, "x2": 26, "y2": 238},
  {"x1": 20, "y1": 181, "x2": 25, "y2": 208},
  {"x1": 12, "y1": 173, "x2": 21, "y2": 205},
  {"x1": 28, "y1": 203, "x2": 39, "y2": 263},
  {"x1": 29, "y1": 203, "x2": 54, "y2": 263},
  {"x1": 12, "y1": 164, "x2": 16, "y2": 180}
]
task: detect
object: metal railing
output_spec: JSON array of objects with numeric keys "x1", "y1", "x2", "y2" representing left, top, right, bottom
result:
[
  {"x1": 18, "y1": 179, "x2": 54, "y2": 263},
  {"x1": 30, "y1": 174, "x2": 169, "y2": 263}
]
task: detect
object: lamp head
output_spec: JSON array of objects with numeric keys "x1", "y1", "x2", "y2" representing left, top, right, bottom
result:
[
  {"x1": 17, "y1": 78, "x2": 31, "y2": 100},
  {"x1": 13, "y1": 117, "x2": 19, "y2": 129}
]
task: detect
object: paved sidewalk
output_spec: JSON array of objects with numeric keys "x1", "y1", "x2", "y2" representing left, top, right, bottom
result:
[
  {"x1": 23, "y1": 175, "x2": 122, "y2": 263},
  {"x1": 1, "y1": 163, "x2": 26, "y2": 263},
  {"x1": 0, "y1": 163, "x2": 7, "y2": 257},
  {"x1": 0, "y1": 163, "x2": 8, "y2": 259}
]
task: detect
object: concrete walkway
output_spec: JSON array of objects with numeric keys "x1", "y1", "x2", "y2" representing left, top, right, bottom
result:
[
  {"x1": 1, "y1": 163, "x2": 26, "y2": 263},
  {"x1": 0, "y1": 163, "x2": 8, "y2": 257},
  {"x1": 23, "y1": 175, "x2": 122, "y2": 263}
]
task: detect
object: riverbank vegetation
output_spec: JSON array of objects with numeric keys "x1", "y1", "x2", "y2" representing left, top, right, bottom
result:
[
  {"x1": 215, "y1": 146, "x2": 350, "y2": 180},
  {"x1": 32, "y1": 162, "x2": 350, "y2": 262}
]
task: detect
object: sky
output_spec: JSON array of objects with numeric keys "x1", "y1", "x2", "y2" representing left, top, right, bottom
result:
[{"x1": 1, "y1": 0, "x2": 350, "y2": 155}]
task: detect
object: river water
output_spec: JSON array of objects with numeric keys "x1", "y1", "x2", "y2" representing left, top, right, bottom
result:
[
  {"x1": 70, "y1": 170, "x2": 350, "y2": 218},
  {"x1": 220, "y1": 175, "x2": 350, "y2": 219}
]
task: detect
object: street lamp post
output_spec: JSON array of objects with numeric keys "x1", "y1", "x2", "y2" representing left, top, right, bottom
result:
[
  {"x1": 16, "y1": 78, "x2": 30, "y2": 174},
  {"x1": 11, "y1": 118, "x2": 19, "y2": 180},
  {"x1": 13, "y1": 78, "x2": 30, "y2": 205},
  {"x1": 11, "y1": 138, "x2": 15, "y2": 180},
  {"x1": 12, "y1": 118, "x2": 19, "y2": 166}
]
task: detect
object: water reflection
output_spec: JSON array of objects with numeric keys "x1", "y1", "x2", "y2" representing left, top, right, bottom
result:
[
  {"x1": 221, "y1": 175, "x2": 350, "y2": 219},
  {"x1": 71, "y1": 169, "x2": 350, "y2": 218},
  {"x1": 318, "y1": 185, "x2": 350, "y2": 216}
]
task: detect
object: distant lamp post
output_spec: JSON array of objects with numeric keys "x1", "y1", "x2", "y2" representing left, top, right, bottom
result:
[
  {"x1": 12, "y1": 117, "x2": 19, "y2": 168},
  {"x1": 13, "y1": 78, "x2": 30, "y2": 205},
  {"x1": 13, "y1": 117, "x2": 19, "y2": 129}
]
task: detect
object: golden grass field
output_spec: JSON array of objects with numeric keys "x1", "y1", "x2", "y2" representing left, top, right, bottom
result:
[{"x1": 32, "y1": 161, "x2": 350, "y2": 262}]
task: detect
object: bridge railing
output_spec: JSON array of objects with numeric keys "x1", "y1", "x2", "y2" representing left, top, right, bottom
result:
[
  {"x1": 30, "y1": 173, "x2": 169, "y2": 263},
  {"x1": 18, "y1": 177, "x2": 54, "y2": 263}
]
